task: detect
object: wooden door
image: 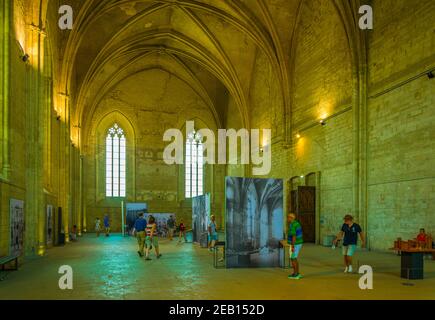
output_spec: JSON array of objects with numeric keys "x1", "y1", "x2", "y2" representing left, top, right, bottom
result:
[{"x1": 296, "y1": 187, "x2": 316, "y2": 243}]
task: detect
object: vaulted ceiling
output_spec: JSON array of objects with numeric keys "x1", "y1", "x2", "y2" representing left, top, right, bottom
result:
[
  {"x1": 36, "y1": 0, "x2": 364, "y2": 147},
  {"x1": 55, "y1": 0, "x2": 302, "y2": 135}
]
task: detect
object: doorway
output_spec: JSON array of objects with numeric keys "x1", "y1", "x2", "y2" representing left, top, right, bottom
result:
[{"x1": 289, "y1": 176, "x2": 316, "y2": 243}]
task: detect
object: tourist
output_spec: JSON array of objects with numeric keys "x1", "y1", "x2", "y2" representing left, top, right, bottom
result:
[
  {"x1": 95, "y1": 217, "x2": 101, "y2": 237},
  {"x1": 178, "y1": 219, "x2": 187, "y2": 243},
  {"x1": 287, "y1": 213, "x2": 303, "y2": 280},
  {"x1": 208, "y1": 215, "x2": 218, "y2": 251},
  {"x1": 104, "y1": 214, "x2": 110, "y2": 237},
  {"x1": 167, "y1": 215, "x2": 176, "y2": 241},
  {"x1": 333, "y1": 214, "x2": 365, "y2": 273},
  {"x1": 145, "y1": 215, "x2": 161, "y2": 260},
  {"x1": 70, "y1": 225, "x2": 78, "y2": 242},
  {"x1": 133, "y1": 213, "x2": 147, "y2": 257},
  {"x1": 416, "y1": 228, "x2": 427, "y2": 243}
]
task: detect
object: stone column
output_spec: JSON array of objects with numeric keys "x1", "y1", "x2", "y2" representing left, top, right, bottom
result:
[
  {"x1": 0, "y1": 0, "x2": 11, "y2": 179},
  {"x1": 24, "y1": 23, "x2": 46, "y2": 256},
  {"x1": 58, "y1": 92, "x2": 70, "y2": 242}
]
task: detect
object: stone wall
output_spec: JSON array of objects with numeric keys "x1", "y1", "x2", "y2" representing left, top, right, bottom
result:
[
  {"x1": 83, "y1": 69, "x2": 225, "y2": 231},
  {"x1": 366, "y1": 0, "x2": 435, "y2": 249}
]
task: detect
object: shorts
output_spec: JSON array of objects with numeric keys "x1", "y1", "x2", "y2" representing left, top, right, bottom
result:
[
  {"x1": 209, "y1": 234, "x2": 218, "y2": 241},
  {"x1": 146, "y1": 236, "x2": 159, "y2": 248},
  {"x1": 342, "y1": 244, "x2": 357, "y2": 257},
  {"x1": 289, "y1": 244, "x2": 302, "y2": 259}
]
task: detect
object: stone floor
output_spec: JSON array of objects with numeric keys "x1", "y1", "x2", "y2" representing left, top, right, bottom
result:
[{"x1": 0, "y1": 234, "x2": 434, "y2": 300}]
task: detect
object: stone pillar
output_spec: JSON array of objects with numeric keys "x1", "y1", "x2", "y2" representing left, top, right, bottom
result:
[
  {"x1": 77, "y1": 153, "x2": 83, "y2": 236},
  {"x1": 0, "y1": 0, "x2": 11, "y2": 179},
  {"x1": 58, "y1": 92, "x2": 70, "y2": 242},
  {"x1": 24, "y1": 23, "x2": 46, "y2": 256}
]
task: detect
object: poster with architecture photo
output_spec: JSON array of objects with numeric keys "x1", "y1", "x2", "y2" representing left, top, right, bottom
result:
[
  {"x1": 46, "y1": 205, "x2": 54, "y2": 246},
  {"x1": 225, "y1": 177, "x2": 283, "y2": 268},
  {"x1": 10, "y1": 199, "x2": 25, "y2": 257},
  {"x1": 192, "y1": 193, "x2": 211, "y2": 247},
  {"x1": 126, "y1": 203, "x2": 148, "y2": 234}
]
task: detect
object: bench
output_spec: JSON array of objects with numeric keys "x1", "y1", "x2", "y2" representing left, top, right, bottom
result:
[{"x1": 0, "y1": 254, "x2": 19, "y2": 281}]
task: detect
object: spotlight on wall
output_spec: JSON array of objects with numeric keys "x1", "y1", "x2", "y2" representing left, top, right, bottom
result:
[
  {"x1": 296, "y1": 133, "x2": 301, "y2": 139},
  {"x1": 428, "y1": 71, "x2": 434, "y2": 79},
  {"x1": 300, "y1": 175, "x2": 304, "y2": 179},
  {"x1": 320, "y1": 119, "x2": 326, "y2": 126},
  {"x1": 21, "y1": 53, "x2": 30, "y2": 63}
]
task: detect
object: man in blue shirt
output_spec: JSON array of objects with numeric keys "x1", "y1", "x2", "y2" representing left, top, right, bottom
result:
[
  {"x1": 103, "y1": 214, "x2": 110, "y2": 237},
  {"x1": 133, "y1": 213, "x2": 147, "y2": 257},
  {"x1": 333, "y1": 214, "x2": 365, "y2": 273}
]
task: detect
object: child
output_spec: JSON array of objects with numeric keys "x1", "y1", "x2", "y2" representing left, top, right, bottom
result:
[
  {"x1": 95, "y1": 217, "x2": 101, "y2": 237},
  {"x1": 417, "y1": 228, "x2": 427, "y2": 242}
]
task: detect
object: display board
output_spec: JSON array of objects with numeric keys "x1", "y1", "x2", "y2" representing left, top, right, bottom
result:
[
  {"x1": 144, "y1": 213, "x2": 175, "y2": 238},
  {"x1": 225, "y1": 177, "x2": 283, "y2": 268},
  {"x1": 10, "y1": 199, "x2": 25, "y2": 256},
  {"x1": 46, "y1": 205, "x2": 54, "y2": 246},
  {"x1": 192, "y1": 193, "x2": 211, "y2": 247},
  {"x1": 125, "y1": 203, "x2": 148, "y2": 234}
]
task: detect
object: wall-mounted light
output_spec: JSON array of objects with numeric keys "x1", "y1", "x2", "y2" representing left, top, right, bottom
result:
[
  {"x1": 320, "y1": 119, "x2": 326, "y2": 126},
  {"x1": 428, "y1": 71, "x2": 434, "y2": 79},
  {"x1": 21, "y1": 53, "x2": 30, "y2": 63},
  {"x1": 259, "y1": 147, "x2": 264, "y2": 155},
  {"x1": 296, "y1": 133, "x2": 301, "y2": 139},
  {"x1": 300, "y1": 175, "x2": 304, "y2": 179}
]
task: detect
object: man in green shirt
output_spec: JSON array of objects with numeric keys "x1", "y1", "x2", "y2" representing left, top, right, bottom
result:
[{"x1": 287, "y1": 213, "x2": 303, "y2": 280}]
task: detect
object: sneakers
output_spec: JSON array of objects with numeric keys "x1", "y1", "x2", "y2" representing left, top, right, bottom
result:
[
  {"x1": 137, "y1": 251, "x2": 143, "y2": 257},
  {"x1": 288, "y1": 273, "x2": 303, "y2": 280},
  {"x1": 344, "y1": 265, "x2": 353, "y2": 273},
  {"x1": 157, "y1": 254, "x2": 162, "y2": 259},
  {"x1": 344, "y1": 266, "x2": 348, "y2": 273},
  {"x1": 145, "y1": 257, "x2": 152, "y2": 261}
]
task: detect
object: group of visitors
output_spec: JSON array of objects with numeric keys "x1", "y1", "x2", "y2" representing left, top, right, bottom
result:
[
  {"x1": 287, "y1": 213, "x2": 433, "y2": 280},
  {"x1": 131, "y1": 214, "x2": 190, "y2": 260},
  {"x1": 132, "y1": 213, "x2": 161, "y2": 260},
  {"x1": 93, "y1": 211, "x2": 220, "y2": 260},
  {"x1": 95, "y1": 214, "x2": 111, "y2": 237},
  {"x1": 286, "y1": 213, "x2": 365, "y2": 280}
]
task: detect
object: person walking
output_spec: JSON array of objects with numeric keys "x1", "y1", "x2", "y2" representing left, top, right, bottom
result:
[
  {"x1": 103, "y1": 214, "x2": 110, "y2": 237},
  {"x1": 145, "y1": 215, "x2": 162, "y2": 260},
  {"x1": 95, "y1": 217, "x2": 101, "y2": 237},
  {"x1": 208, "y1": 215, "x2": 218, "y2": 251},
  {"x1": 333, "y1": 214, "x2": 365, "y2": 273},
  {"x1": 133, "y1": 213, "x2": 147, "y2": 257},
  {"x1": 287, "y1": 213, "x2": 303, "y2": 280},
  {"x1": 167, "y1": 215, "x2": 176, "y2": 241},
  {"x1": 178, "y1": 219, "x2": 187, "y2": 243}
]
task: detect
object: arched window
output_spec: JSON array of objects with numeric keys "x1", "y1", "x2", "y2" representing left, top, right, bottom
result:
[
  {"x1": 185, "y1": 130, "x2": 204, "y2": 198},
  {"x1": 106, "y1": 124, "x2": 126, "y2": 197}
]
